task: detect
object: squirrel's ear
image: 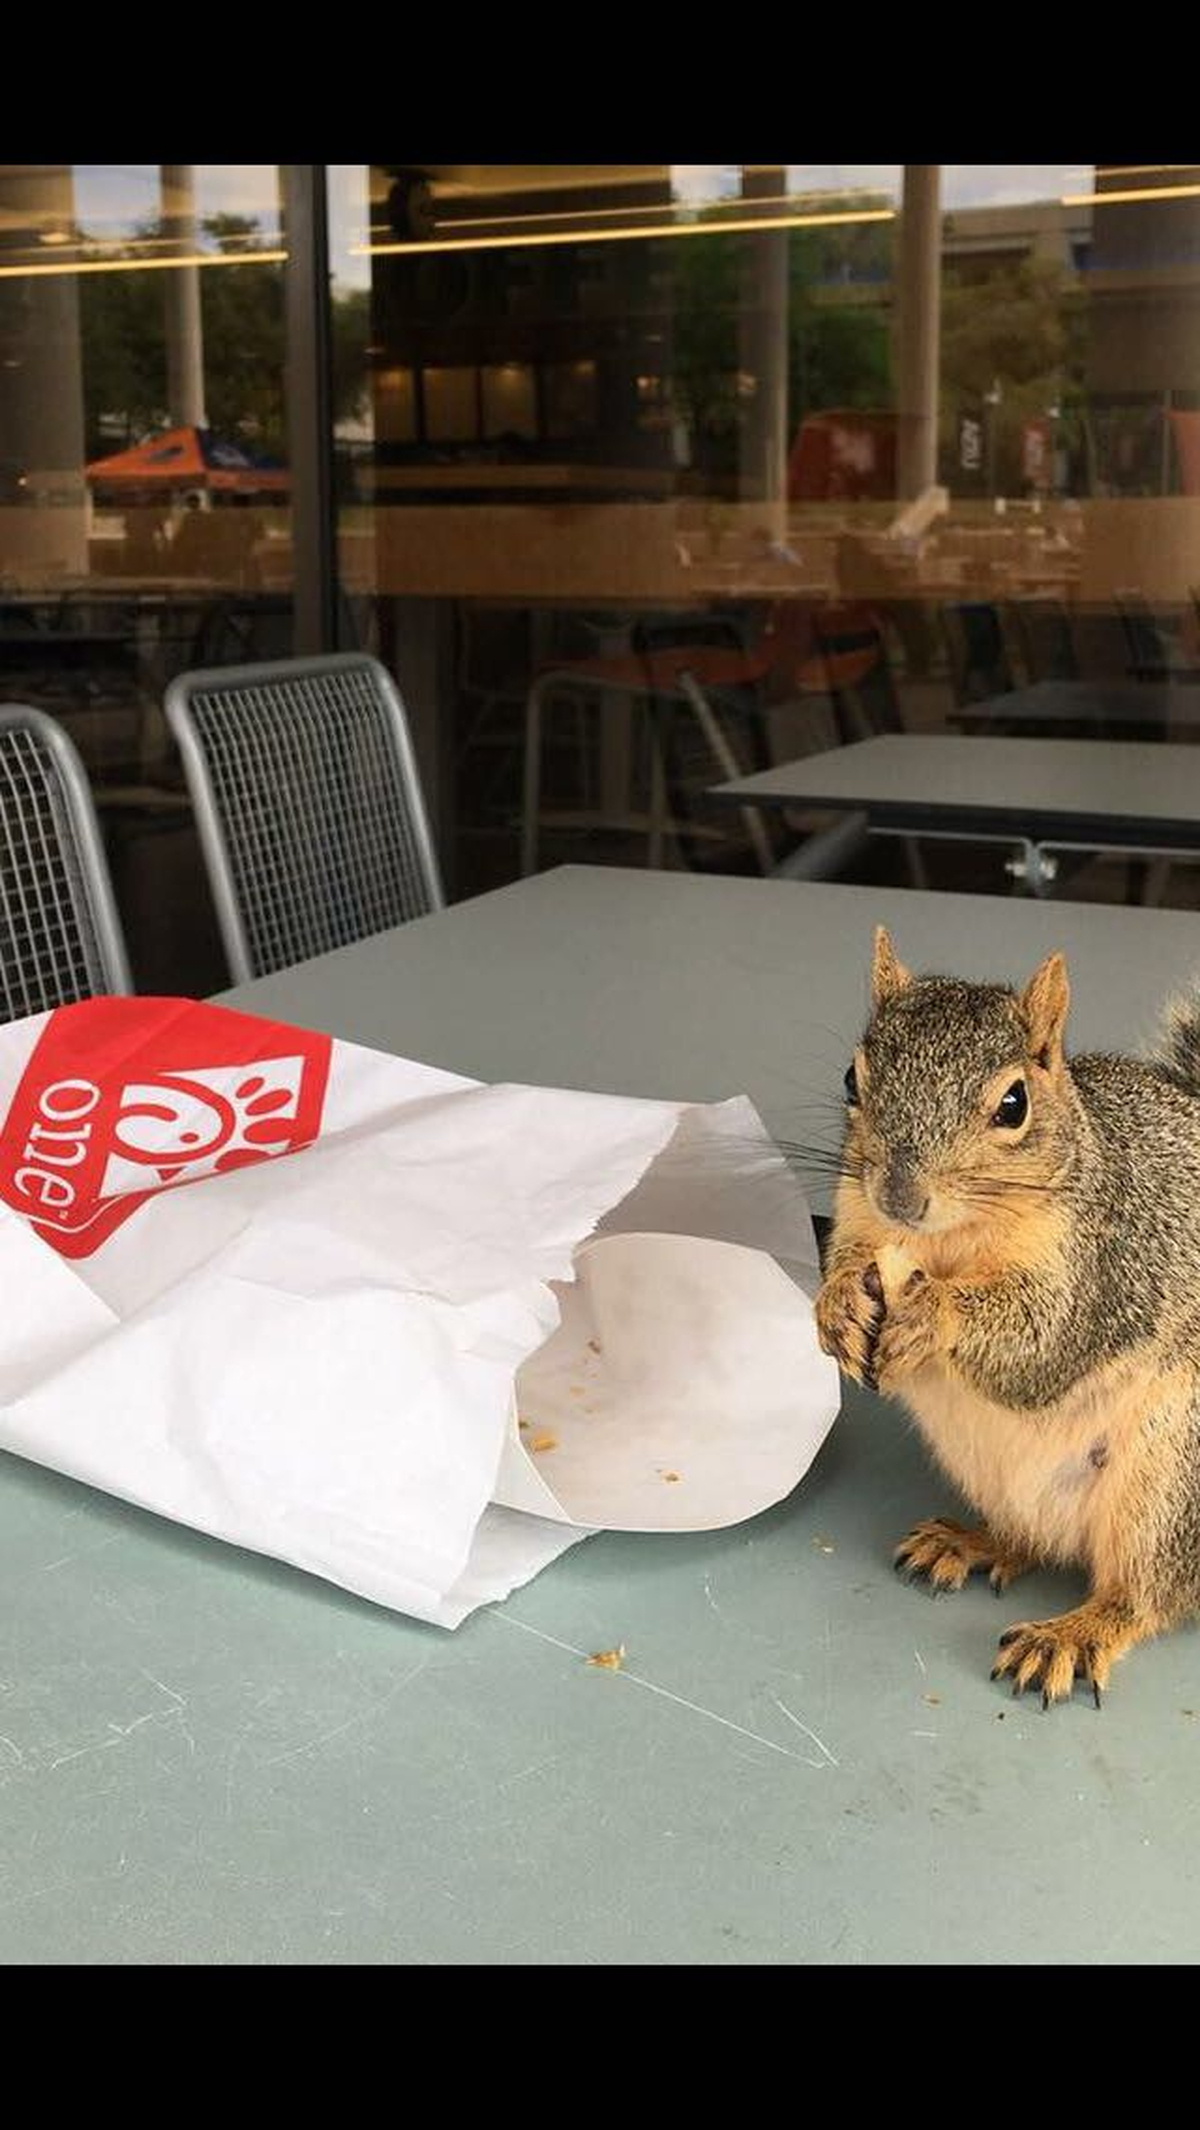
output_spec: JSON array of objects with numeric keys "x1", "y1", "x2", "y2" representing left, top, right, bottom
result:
[
  {"x1": 871, "y1": 925, "x2": 911, "y2": 1008},
  {"x1": 1021, "y1": 951, "x2": 1070, "y2": 1068}
]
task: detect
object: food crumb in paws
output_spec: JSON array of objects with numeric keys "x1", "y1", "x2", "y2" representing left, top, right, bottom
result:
[
  {"x1": 586, "y1": 1645, "x2": 626, "y2": 1670},
  {"x1": 529, "y1": 1431, "x2": 558, "y2": 1454}
]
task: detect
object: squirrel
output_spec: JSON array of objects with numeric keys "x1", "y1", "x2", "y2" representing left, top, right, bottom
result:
[{"x1": 815, "y1": 923, "x2": 1200, "y2": 1709}]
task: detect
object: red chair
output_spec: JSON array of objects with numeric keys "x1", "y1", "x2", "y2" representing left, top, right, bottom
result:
[{"x1": 519, "y1": 601, "x2": 881, "y2": 875}]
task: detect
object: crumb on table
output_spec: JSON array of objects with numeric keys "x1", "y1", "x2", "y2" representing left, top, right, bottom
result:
[
  {"x1": 586, "y1": 1645, "x2": 626, "y2": 1670},
  {"x1": 529, "y1": 1431, "x2": 558, "y2": 1454}
]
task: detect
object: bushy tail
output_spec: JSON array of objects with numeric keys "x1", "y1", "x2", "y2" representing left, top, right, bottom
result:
[{"x1": 1150, "y1": 982, "x2": 1200, "y2": 1094}]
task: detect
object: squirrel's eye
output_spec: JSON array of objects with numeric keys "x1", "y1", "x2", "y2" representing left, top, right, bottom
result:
[
  {"x1": 992, "y1": 1079, "x2": 1028, "y2": 1128},
  {"x1": 844, "y1": 1061, "x2": 859, "y2": 1106}
]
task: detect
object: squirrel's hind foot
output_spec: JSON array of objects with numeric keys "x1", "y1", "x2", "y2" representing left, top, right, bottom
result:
[{"x1": 894, "y1": 1516, "x2": 1030, "y2": 1595}]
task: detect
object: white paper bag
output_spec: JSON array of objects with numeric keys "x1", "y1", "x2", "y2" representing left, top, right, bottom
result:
[{"x1": 0, "y1": 997, "x2": 839, "y2": 1626}]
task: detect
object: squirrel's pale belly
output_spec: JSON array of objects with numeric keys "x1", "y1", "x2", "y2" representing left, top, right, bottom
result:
[{"x1": 898, "y1": 1351, "x2": 1169, "y2": 1568}]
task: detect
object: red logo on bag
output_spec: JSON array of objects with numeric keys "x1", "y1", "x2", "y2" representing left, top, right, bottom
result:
[{"x1": 0, "y1": 999, "x2": 332, "y2": 1259}]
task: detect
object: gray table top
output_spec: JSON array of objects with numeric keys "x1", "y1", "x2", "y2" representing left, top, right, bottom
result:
[
  {"x1": 954, "y1": 680, "x2": 1200, "y2": 733},
  {"x1": 715, "y1": 733, "x2": 1200, "y2": 846},
  {"x1": 8, "y1": 865, "x2": 1200, "y2": 1965}
]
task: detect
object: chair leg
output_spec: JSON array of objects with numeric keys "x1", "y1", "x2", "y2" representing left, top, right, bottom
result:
[
  {"x1": 572, "y1": 696, "x2": 593, "y2": 810},
  {"x1": 1142, "y1": 857, "x2": 1172, "y2": 907},
  {"x1": 902, "y1": 837, "x2": 929, "y2": 889},
  {"x1": 647, "y1": 712, "x2": 668, "y2": 870},
  {"x1": 676, "y1": 672, "x2": 774, "y2": 875},
  {"x1": 521, "y1": 675, "x2": 547, "y2": 877},
  {"x1": 771, "y1": 812, "x2": 870, "y2": 881}
]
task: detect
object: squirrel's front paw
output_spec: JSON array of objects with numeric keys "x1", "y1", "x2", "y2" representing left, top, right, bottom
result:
[
  {"x1": 872, "y1": 1271, "x2": 951, "y2": 1392},
  {"x1": 815, "y1": 1262, "x2": 884, "y2": 1385},
  {"x1": 991, "y1": 1598, "x2": 1149, "y2": 1709},
  {"x1": 895, "y1": 1517, "x2": 1031, "y2": 1594}
]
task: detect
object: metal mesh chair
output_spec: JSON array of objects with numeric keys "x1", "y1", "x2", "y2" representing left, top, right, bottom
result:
[
  {"x1": 165, "y1": 653, "x2": 444, "y2": 983},
  {"x1": 0, "y1": 705, "x2": 132, "y2": 1022},
  {"x1": 1008, "y1": 597, "x2": 1077, "y2": 683},
  {"x1": 811, "y1": 607, "x2": 905, "y2": 737}
]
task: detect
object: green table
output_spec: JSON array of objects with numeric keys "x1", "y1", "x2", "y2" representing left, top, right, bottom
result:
[{"x1": 4, "y1": 867, "x2": 1200, "y2": 1964}]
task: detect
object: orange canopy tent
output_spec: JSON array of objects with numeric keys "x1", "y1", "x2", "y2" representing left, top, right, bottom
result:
[{"x1": 86, "y1": 426, "x2": 287, "y2": 498}]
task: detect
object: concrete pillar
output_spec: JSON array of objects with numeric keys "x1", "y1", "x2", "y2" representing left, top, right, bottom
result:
[
  {"x1": 160, "y1": 165, "x2": 207, "y2": 429},
  {"x1": 895, "y1": 165, "x2": 942, "y2": 499},
  {"x1": 0, "y1": 165, "x2": 88, "y2": 578},
  {"x1": 738, "y1": 165, "x2": 789, "y2": 512}
]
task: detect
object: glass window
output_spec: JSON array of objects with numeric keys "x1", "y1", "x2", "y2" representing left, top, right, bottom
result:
[
  {"x1": 328, "y1": 162, "x2": 1200, "y2": 911},
  {"x1": 0, "y1": 164, "x2": 291, "y2": 992},
  {"x1": 6, "y1": 163, "x2": 1200, "y2": 1004}
]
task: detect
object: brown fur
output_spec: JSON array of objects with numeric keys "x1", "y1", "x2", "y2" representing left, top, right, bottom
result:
[{"x1": 815, "y1": 926, "x2": 1200, "y2": 1707}]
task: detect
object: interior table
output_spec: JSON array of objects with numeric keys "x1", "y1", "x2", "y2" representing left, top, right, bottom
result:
[
  {"x1": 713, "y1": 732, "x2": 1200, "y2": 895},
  {"x1": 6, "y1": 867, "x2": 1200, "y2": 1964},
  {"x1": 951, "y1": 680, "x2": 1200, "y2": 739}
]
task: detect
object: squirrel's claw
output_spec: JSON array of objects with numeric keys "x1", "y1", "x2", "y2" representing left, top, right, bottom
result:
[
  {"x1": 814, "y1": 1264, "x2": 884, "y2": 1387},
  {"x1": 992, "y1": 1614, "x2": 1116, "y2": 1708},
  {"x1": 896, "y1": 1517, "x2": 1026, "y2": 1596}
]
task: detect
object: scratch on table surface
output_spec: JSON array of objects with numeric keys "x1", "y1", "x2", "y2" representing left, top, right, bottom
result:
[
  {"x1": 702, "y1": 1575, "x2": 726, "y2": 1621},
  {"x1": 49, "y1": 1732, "x2": 125, "y2": 1771},
  {"x1": 48, "y1": 1690, "x2": 200, "y2": 1771},
  {"x1": 0, "y1": 1736, "x2": 24, "y2": 1767},
  {"x1": 914, "y1": 1650, "x2": 927, "y2": 1675},
  {"x1": 138, "y1": 1669, "x2": 187, "y2": 1708},
  {"x1": 769, "y1": 1694, "x2": 840, "y2": 1769},
  {"x1": 39, "y1": 1533, "x2": 123, "y2": 1575},
  {"x1": 494, "y1": 1613, "x2": 818, "y2": 1768},
  {"x1": 262, "y1": 1656, "x2": 431, "y2": 1767}
]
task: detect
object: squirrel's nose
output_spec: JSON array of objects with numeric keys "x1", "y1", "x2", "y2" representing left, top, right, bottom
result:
[{"x1": 880, "y1": 1159, "x2": 929, "y2": 1227}]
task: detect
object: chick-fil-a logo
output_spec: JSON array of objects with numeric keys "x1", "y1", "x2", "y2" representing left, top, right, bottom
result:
[{"x1": 0, "y1": 999, "x2": 331, "y2": 1258}]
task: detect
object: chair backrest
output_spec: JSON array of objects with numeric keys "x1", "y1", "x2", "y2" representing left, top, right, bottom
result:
[
  {"x1": 190, "y1": 594, "x2": 295, "y2": 668},
  {"x1": 1116, "y1": 590, "x2": 1169, "y2": 679},
  {"x1": 0, "y1": 705, "x2": 132, "y2": 1022},
  {"x1": 1007, "y1": 597, "x2": 1077, "y2": 683},
  {"x1": 811, "y1": 605, "x2": 903, "y2": 737},
  {"x1": 941, "y1": 600, "x2": 1015, "y2": 706},
  {"x1": 190, "y1": 590, "x2": 361, "y2": 670},
  {"x1": 1071, "y1": 605, "x2": 1138, "y2": 680},
  {"x1": 165, "y1": 652, "x2": 444, "y2": 983}
]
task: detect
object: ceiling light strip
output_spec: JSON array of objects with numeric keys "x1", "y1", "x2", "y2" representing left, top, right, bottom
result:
[
  {"x1": 356, "y1": 206, "x2": 896, "y2": 259},
  {"x1": 0, "y1": 248, "x2": 286, "y2": 282}
]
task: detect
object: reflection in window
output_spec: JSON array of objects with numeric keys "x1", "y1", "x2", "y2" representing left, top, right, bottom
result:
[
  {"x1": 543, "y1": 360, "x2": 598, "y2": 439},
  {"x1": 423, "y1": 366, "x2": 479, "y2": 442},
  {"x1": 481, "y1": 363, "x2": 537, "y2": 441}
]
